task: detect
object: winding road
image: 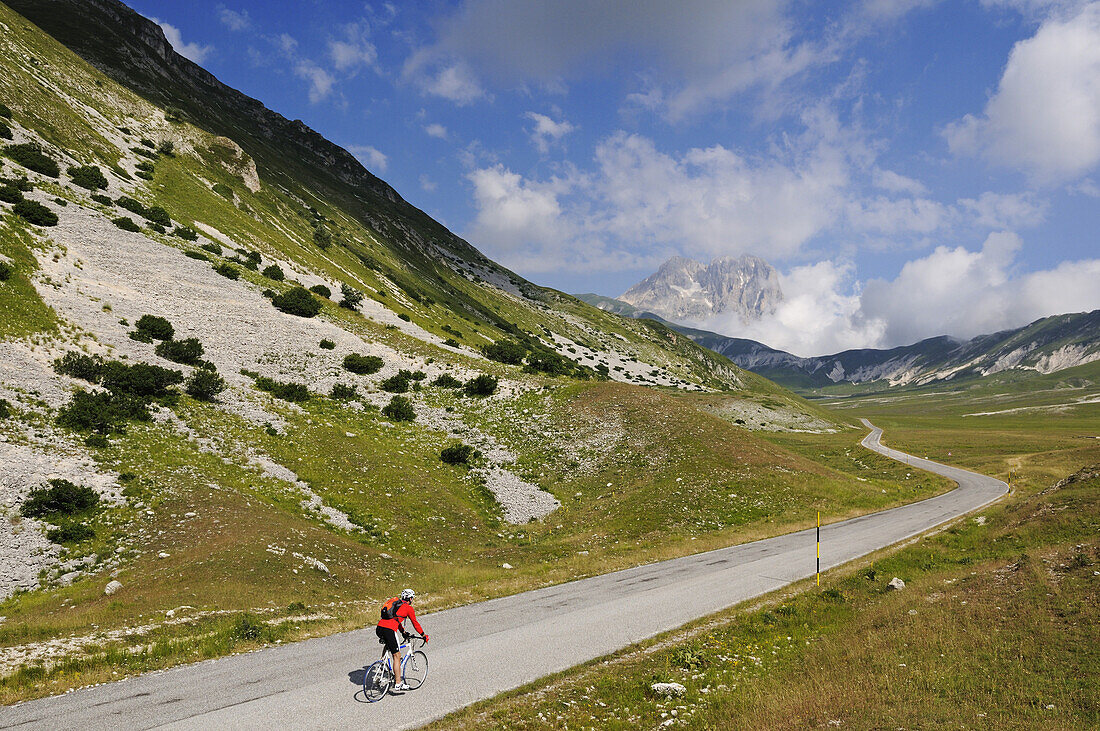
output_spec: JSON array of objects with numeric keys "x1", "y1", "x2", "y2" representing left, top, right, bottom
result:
[{"x1": 2, "y1": 420, "x2": 1007, "y2": 730}]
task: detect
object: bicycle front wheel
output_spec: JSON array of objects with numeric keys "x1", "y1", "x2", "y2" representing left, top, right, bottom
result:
[
  {"x1": 403, "y1": 650, "x2": 428, "y2": 689},
  {"x1": 363, "y1": 660, "x2": 393, "y2": 702}
]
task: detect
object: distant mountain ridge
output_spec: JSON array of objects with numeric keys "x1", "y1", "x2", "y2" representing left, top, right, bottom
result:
[
  {"x1": 618, "y1": 255, "x2": 783, "y2": 323},
  {"x1": 575, "y1": 294, "x2": 1100, "y2": 392}
]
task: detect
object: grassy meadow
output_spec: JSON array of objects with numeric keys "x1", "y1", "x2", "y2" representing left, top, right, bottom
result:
[{"x1": 427, "y1": 379, "x2": 1100, "y2": 729}]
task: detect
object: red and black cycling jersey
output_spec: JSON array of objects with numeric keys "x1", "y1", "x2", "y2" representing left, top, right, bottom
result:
[{"x1": 377, "y1": 601, "x2": 424, "y2": 635}]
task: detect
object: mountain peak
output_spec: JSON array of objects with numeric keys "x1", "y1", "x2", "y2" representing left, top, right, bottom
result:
[{"x1": 619, "y1": 254, "x2": 783, "y2": 323}]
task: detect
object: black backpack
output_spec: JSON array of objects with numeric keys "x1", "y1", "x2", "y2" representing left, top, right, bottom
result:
[{"x1": 380, "y1": 596, "x2": 404, "y2": 620}]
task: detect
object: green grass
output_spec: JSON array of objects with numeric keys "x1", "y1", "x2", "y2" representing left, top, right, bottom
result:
[
  {"x1": 0, "y1": 215, "x2": 58, "y2": 338},
  {"x1": 0, "y1": 382, "x2": 954, "y2": 702},
  {"x1": 429, "y1": 464, "x2": 1100, "y2": 730},
  {"x1": 423, "y1": 380, "x2": 1100, "y2": 729}
]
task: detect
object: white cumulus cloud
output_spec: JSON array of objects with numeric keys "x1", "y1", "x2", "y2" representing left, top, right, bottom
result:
[
  {"x1": 218, "y1": 7, "x2": 250, "y2": 31},
  {"x1": 348, "y1": 145, "x2": 388, "y2": 172},
  {"x1": 158, "y1": 21, "x2": 213, "y2": 64},
  {"x1": 944, "y1": 3, "x2": 1100, "y2": 183},
  {"x1": 525, "y1": 112, "x2": 576, "y2": 153},
  {"x1": 295, "y1": 60, "x2": 335, "y2": 103},
  {"x1": 424, "y1": 123, "x2": 448, "y2": 139}
]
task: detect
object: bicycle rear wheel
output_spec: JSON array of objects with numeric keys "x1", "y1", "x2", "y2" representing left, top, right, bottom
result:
[
  {"x1": 403, "y1": 650, "x2": 428, "y2": 689},
  {"x1": 363, "y1": 660, "x2": 392, "y2": 702}
]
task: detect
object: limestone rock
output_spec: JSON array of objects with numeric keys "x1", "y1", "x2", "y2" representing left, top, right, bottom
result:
[
  {"x1": 651, "y1": 682, "x2": 686, "y2": 697},
  {"x1": 104, "y1": 580, "x2": 123, "y2": 595},
  {"x1": 887, "y1": 577, "x2": 906, "y2": 591},
  {"x1": 619, "y1": 255, "x2": 783, "y2": 323}
]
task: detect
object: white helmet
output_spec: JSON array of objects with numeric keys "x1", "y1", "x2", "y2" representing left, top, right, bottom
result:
[{"x1": 400, "y1": 588, "x2": 416, "y2": 601}]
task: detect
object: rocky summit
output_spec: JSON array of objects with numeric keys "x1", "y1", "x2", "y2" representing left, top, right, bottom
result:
[{"x1": 619, "y1": 255, "x2": 783, "y2": 324}]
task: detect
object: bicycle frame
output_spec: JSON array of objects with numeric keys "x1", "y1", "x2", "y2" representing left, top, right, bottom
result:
[{"x1": 379, "y1": 635, "x2": 424, "y2": 672}]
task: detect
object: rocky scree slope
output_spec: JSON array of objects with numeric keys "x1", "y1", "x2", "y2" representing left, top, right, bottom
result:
[{"x1": 0, "y1": 0, "x2": 821, "y2": 614}]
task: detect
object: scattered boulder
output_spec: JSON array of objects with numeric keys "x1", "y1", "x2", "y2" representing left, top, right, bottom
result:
[
  {"x1": 887, "y1": 577, "x2": 906, "y2": 591},
  {"x1": 502, "y1": 563, "x2": 514, "y2": 570},
  {"x1": 104, "y1": 579, "x2": 123, "y2": 595},
  {"x1": 651, "y1": 682, "x2": 686, "y2": 698}
]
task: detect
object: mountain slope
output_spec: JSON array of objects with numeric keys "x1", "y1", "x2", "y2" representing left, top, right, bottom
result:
[
  {"x1": 576, "y1": 293, "x2": 1100, "y2": 393},
  {"x1": 619, "y1": 254, "x2": 783, "y2": 322},
  {"x1": 0, "y1": 0, "x2": 951, "y2": 703},
  {"x1": 699, "y1": 310, "x2": 1100, "y2": 392}
]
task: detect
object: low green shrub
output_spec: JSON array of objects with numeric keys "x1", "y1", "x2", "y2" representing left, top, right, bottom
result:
[
  {"x1": 0, "y1": 122, "x2": 10, "y2": 141},
  {"x1": 231, "y1": 613, "x2": 268, "y2": 641},
  {"x1": 0, "y1": 103, "x2": 10, "y2": 118},
  {"x1": 158, "y1": 140, "x2": 175, "y2": 156},
  {"x1": 47, "y1": 522, "x2": 96, "y2": 544},
  {"x1": 343, "y1": 353, "x2": 383, "y2": 375},
  {"x1": 398, "y1": 313, "x2": 411, "y2": 322},
  {"x1": 524, "y1": 350, "x2": 573, "y2": 376},
  {"x1": 212, "y1": 182, "x2": 233, "y2": 199},
  {"x1": 4, "y1": 143, "x2": 59, "y2": 177},
  {"x1": 186, "y1": 367, "x2": 227, "y2": 402},
  {"x1": 13, "y1": 199, "x2": 57, "y2": 226},
  {"x1": 0, "y1": 261, "x2": 11, "y2": 281},
  {"x1": 0, "y1": 183, "x2": 23, "y2": 203},
  {"x1": 482, "y1": 340, "x2": 527, "y2": 365},
  {"x1": 330, "y1": 383, "x2": 358, "y2": 400},
  {"x1": 90, "y1": 193, "x2": 112, "y2": 206},
  {"x1": 154, "y1": 337, "x2": 204, "y2": 365},
  {"x1": 100, "y1": 361, "x2": 183, "y2": 398},
  {"x1": 112, "y1": 216, "x2": 140, "y2": 232},
  {"x1": 133, "y1": 314, "x2": 174, "y2": 341},
  {"x1": 214, "y1": 262, "x2": 239, "y2": 279},
  {"x1": 382, "y1": 395, "x2": 415, "y2": 421},
  {"x1": 115, "y1": 196, "x2": 146, "y2": 216},
  {"x1": 84, "y1": 433, "x2": 109, "y2": 448},
  {"x1": 254, "y1": 376, "x2": 310, "y2": 402},
  {"x1": 313, "y1": 224, "x2": 332, "y2": 249},
  {"x1": 172, "y1": 226, "x2": 198, "y2": 241},
  {"x1": 464, "y1": 374, "x2": 499, "y2": 396},
  {"x1": 262, "y1": 264, "x2": 284, "y2": 281},
  {"x1": 309, "y1": 284, "x2": 331, "y2": 298},
  {"x1": 443, "y1": 338, "x2": 461, "y2": 348},
  {"x1": 339, "y1": 283, "x2": 363, "y2": 310},
  {"x1": 440, "y1": 443, "x2": 480, "y2": 465},
  {"x1": 145, "y1": 205, "x2": 171, "y2": 226},
  {"x1": 431, "y1": 374, "x2": 462, "y2": 389},
  {"x1": 318, "y1": 338, "x2": 335, "y2": 350},
  {"x1": 67, "y1": 165, "x2": 107, "y2": 190},
  {"x1": 272, "y1": 287, "x2": 321, "y2": 317},
  {"x1": 53, "y1": 352, "x2": 105, "y2": 382},
  {"x1": 58, "y1": 389, "x2": 148, "y2": 433},
  {"x1": 185, "y1": 251, "x2": 208, "y2": 261},
  {"x1": 21, "y1": 479, "x2": 99, "y2": 518},
  {"x1": 0, "y1": 397, "x2": 11, "y2": 419},
  {"x1": 380, "y1": 371, "x2": 413, "y2": 393},
  {"x1": 139, "y1": 138, "x2": 155, "y2": 149},
  {"x1": 201, "y1": 242, "x2": 222, "y2": 255}
]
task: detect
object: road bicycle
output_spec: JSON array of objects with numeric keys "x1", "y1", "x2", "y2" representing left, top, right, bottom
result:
[{"x1": 362, "y1": 634, "x2": 428, "y2": 702}]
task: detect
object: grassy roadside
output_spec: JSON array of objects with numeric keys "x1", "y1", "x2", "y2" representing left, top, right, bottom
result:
[{"x1": 429, "y1": 463, "x2": 1099, "y2": 730}]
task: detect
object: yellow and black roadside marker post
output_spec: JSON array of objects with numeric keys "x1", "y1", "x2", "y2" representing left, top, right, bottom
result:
[{"x1": 816, "y1": 511, "x2": 820, "y2": 586}]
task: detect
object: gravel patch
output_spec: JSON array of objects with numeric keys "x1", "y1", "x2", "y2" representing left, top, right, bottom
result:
[
  {"x1": 0, "y1": 442, "x2": 123, "y2": 601},
  {"x1": 704, "y1": 399, "x2": 837, "y2": 433}
]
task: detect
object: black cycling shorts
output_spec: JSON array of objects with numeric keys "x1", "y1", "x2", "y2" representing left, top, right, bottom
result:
[{"x1": 376, "y1": 626, "x2": 399, "y2": 654}]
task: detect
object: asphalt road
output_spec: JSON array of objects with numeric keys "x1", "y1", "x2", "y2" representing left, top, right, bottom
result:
[{"x1": 2, "y1": 421, "x2": 1007, "y2": 730}]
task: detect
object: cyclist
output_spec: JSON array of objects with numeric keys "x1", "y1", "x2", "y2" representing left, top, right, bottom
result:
[{"x1": 376, "y1": 588, "x2": 429, "y2": 691}]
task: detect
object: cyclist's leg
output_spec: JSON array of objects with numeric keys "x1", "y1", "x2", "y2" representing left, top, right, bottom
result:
[{"x1": 393, "y1": 649, "x2": 403, "y2": 684}]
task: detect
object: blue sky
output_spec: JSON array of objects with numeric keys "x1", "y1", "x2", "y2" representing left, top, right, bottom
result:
[{"x1": 131, "y1": 0, "x2": 1100, "y2": 355}]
